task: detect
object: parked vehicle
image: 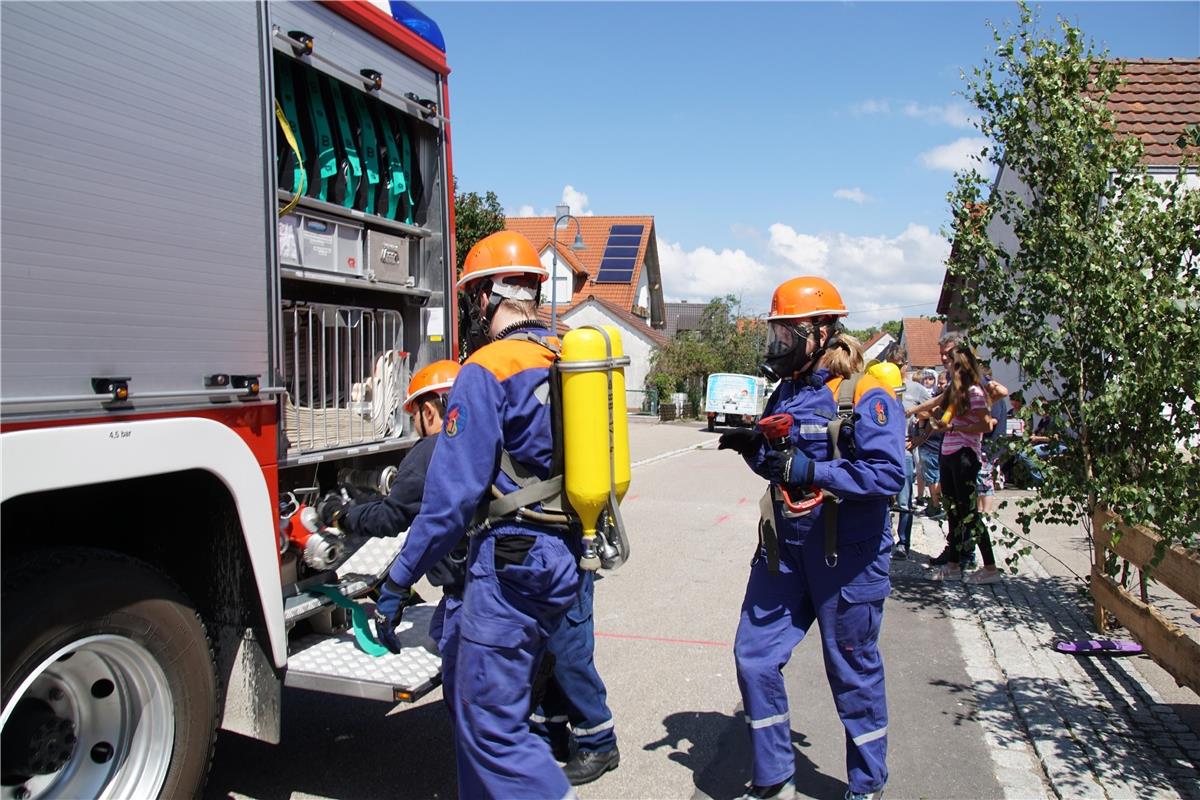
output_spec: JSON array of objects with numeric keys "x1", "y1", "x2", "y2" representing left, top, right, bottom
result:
[
  {"x1": 704, "y1": 373, "x2": 767, "y2": 431},
  {"x1": 1, "y1": 3, "x2": 455, "y2": 797}
]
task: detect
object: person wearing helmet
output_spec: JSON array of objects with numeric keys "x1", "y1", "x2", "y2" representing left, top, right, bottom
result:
[
  {"x1": 374, "y1": 230, "x2": 608, "y2": 798},
  {"x1": 716, "y1": 276, "x2": 903, "y2": 800},
  {"x1": 315, "y1": 360, "x2": 469, "y2": 725}
]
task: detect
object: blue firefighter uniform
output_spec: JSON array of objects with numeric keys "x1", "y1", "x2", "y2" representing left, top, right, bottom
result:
[
  {"x1": 531, "y1": 570, "x2": 617, "y2": 757},
  {"x1": 342, "y1": 435, "x2": 468, "y2": 730},
  {"x1": 383, "y1": 327, "x2": 580, "y2": 800},
  {"x1": 734, "y1": 368, "x2": 904, "y2": 796}
]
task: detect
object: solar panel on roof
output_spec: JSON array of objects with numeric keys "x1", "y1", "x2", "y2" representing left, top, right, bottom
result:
[{"x1": 595, "y1": 224, "x2": 646, "y2": 283}]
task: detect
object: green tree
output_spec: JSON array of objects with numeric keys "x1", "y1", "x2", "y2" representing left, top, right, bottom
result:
[
  {"x1": 453, "y1": 179, "x2": 505, "y2": 276},
  {"x1": 453, "y1": 181, "x2": 506, "y2": 355},
  {"x1": 880, "y1": 319, "x2": 902, "y2": 340},
  {"x1": 648, "y1": 296, "x2": 766, "y2": 412},
  {"x1": 948, "y1": 3, "x2": 1200, "y2": 557}
]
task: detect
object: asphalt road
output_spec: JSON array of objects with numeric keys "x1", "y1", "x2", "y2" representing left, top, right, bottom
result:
[{"x1": 206, "y1": 420, "x2": 1003, "y2": 800}]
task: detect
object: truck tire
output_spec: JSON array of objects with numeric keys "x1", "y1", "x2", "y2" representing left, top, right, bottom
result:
[{"x1": 1, "y1": 549, "x2": 218, "y2": 800}]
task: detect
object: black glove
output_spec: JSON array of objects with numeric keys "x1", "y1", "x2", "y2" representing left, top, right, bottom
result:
[
  {"x1": 764, "y1": 447, "x2": 815, "y2": 488},
  {"x1": 374, "y1": 579, "x2": 424, "y2": 654},
  {"x1": 717, "y1": 429, "x2": 763, "y2": 456},
  {"x1": 316, "y1": 491, "x2": 350, "y2": 530}
]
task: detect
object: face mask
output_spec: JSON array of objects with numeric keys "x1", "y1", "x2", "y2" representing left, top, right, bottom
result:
[{"x1": 762, "y1": 321, "x2": 813, "y2": 381}]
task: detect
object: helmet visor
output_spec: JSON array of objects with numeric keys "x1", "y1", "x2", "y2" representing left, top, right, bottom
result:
[{"x1": 766, "y1": 321, "x2": 805, "y2": 360}]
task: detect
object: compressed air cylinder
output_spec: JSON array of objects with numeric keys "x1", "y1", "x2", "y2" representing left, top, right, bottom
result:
[
  {"x1": 602, "y1": 325, "x2": 632, "y2": 501},
  {"x1": 560, "y1": 327, "x2": 613, "y2": 543}
]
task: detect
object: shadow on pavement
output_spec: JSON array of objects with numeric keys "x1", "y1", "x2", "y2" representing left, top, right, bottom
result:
[
  {"x1": 206, "y1": 692, "x2": 457, "y2": 800},
  {"x1": 645, "y1": 710, "x2": 847, "y2": 800}
]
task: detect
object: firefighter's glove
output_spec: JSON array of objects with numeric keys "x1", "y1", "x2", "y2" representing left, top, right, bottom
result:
[
  {"x1": 317, "y1": 491, "x2": 350, "y2": 530},
  {"x1": 718, "y1": 429, "x2": 763, "y2": 457},
  {"x1": 374, "y1": 579, "x2": 423, "y2": 654},
  {"x1": 765, "y1": 447, "x2": 815, "y2": 489}
]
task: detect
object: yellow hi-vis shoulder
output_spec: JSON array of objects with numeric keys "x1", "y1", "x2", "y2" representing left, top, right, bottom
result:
[{"x1": 560, "y1": 325, "x2": 632, "y2": 571}]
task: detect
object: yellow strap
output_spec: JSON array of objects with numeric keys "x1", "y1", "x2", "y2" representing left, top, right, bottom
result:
[{"x1": 274, "y1": 100, "x2": 305, "y2": 216}]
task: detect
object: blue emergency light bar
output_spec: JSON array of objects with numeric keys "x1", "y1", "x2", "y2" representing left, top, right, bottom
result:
[{"x1": 388, "y1": 1, "x2": 446, "y2": 52}]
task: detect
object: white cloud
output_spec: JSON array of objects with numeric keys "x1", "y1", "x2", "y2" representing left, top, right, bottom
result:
[
  {"x1": 833, "y1": 187, "x2": 872, "y2": 204},
  {"x1": 852, "y1": 98, "x2": 975, "y2": 129},
  {"x1": 919, "y1": 137, "x2": 990, "y2": 172},
  {"x1": 514, "y1": 204, "x2": 536, "y2": 217},
  {"x1": 560, "y1": 184, "x2": 594, "y2": 217},
  {"x1": 902, "y1": 101, "x2": 975, "y2": 129},
  {"x1": 852, "y1": 99, "x2": 891, "y2": 115},
  {"x1": 657, "y1": 240, "x2": 774, "y2": 305},
  {"x1": 762, "y1": 223, "x2": 950, "y2": 327}
]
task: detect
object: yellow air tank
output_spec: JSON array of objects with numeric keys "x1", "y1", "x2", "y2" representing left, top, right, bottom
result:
[
  {"x1": 560, "y1": 326, "x2": 630, "y2": 570},
  {"x1": 603, "y1": 325, "x2": 632, "y2": 501}
]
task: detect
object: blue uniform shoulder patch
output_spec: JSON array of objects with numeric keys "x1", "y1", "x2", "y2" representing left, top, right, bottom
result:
[
  {"x1": 444, "y1": 404, "x2": 466, "y2": 437},
  {"x1": 871, "y1": 398, "x2": 889, "y2": 426}
]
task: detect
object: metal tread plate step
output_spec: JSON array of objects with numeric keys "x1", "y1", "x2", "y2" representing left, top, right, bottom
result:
[
  {"x1": 285, "y1": 603, "x2": 442, "y2": 703},
  {"x1": 284, "y1": 532, "x2": 406, "y2": 624}
]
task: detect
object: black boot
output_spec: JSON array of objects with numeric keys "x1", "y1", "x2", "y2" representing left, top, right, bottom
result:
[{"x1": 562, "y1": 747, "x2": 620, "y2": 786}]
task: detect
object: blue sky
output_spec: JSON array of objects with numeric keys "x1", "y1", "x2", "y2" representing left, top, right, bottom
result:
[{"x1": 423, "y1": 1, "x2": 1199, "y2": 326}]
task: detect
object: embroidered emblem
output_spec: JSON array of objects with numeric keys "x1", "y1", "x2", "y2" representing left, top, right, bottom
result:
[
  {"x1": 444, "y1": 405, "x2": 466, "y2": 437},
  {"x1": 873, "y1": 399, "x2": 888, "y2": 426}
]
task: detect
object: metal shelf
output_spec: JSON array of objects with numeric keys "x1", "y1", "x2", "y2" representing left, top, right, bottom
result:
[
  {"x1": 280, "y1": 434, "x2": 419, "y2": 469},
  {"x1": 277, "y1": 191, "x2": 433, "y2": 239},
  {"x1": 280, "y1": 266, "x2": 431, "y2": 302}
]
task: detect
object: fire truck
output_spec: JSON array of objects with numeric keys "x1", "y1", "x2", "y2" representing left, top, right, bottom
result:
[{"x1": 1, "y1": 2, "x2": 458, "y2": 796}]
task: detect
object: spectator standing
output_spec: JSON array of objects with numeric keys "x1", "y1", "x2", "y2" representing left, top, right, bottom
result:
[
  {"x1": 930, "y1": 338, "x2": 999, "y2": 583},
  {"x1": 893, "y1": 352, "x2": 930, "y2": 559}
]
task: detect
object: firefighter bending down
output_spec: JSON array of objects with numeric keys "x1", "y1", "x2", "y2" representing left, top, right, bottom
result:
[
  {"x1": 317, "y1": 360, "x2": 468, "y2": 726},
  {"x1": 717, "y1": 277, "x2": 904, "y2": 800},
  {"x1": 376, "y1": 230, "x2": 612, "y2": 798}
]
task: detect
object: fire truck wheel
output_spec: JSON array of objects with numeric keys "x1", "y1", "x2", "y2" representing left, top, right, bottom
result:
[{"x1": 1, "y1": 548, "x2": 218, "y2": 800}]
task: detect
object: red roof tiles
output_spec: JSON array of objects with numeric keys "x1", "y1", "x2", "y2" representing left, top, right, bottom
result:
[
  {"x1": 1106, "y1": 60, "x2": 1200, "y2": 165},
  {"x1": 900, "y1": 317, "x2": 944, "y2": 369}
]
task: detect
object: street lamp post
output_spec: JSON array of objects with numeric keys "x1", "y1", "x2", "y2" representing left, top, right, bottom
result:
[{"x1": 551, "y1": 203, "x2": 585, "y2": 335}]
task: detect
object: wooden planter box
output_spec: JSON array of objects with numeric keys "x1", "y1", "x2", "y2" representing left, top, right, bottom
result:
[
  {"x1": 1092, "y1": 508, "x2": 1200, "y2": 695},
  {"x1": 659, "y1": 405, "x2": 677, "y2": 422}
]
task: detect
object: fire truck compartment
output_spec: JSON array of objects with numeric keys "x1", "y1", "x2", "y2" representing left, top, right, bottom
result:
[{"x1": 283, "y1": 303, "x2": 407, "y2": 455}]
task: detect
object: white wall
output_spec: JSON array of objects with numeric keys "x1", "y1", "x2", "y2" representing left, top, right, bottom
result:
[
  {"x1": 635, "y1": 272, "x2": 650, "y2": 311},
  {"x1": 539, "y1": 247, "x2": 574, "y2": 307},
  {"x1": 561, "y1": 302, "x2": 658, "y2": 411}
]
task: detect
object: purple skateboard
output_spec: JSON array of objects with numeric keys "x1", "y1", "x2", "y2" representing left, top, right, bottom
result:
[{"x1": 1054, "y1": 639, "x2": 1143, "y2": 656}]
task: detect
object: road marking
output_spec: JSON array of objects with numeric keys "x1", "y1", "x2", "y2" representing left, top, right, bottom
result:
[
  {"x1": 715, "y1": 514, "x2": 731, "y2": 525},
  {"x1": 632, "y1": 438, "x2": 719, "y2": 469},
  {"x1": 595, "y1": 631, "x2": 730, "y2": 649}
]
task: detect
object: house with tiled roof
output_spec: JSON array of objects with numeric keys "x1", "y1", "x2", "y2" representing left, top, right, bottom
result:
[
  {"x1": 505, "y1": 216, "x2": 666, "y2": 330},
  {"x1": 937, "y1": 58, "x2": 1200, "y2": 388},
  {"x1": 898, "y1": 318, "x2": 944, "y2": 371},
  {"x1": 663, "y1": 301, "x2": 707, "y2": 338},
  {"x1": 559, "y1": 295, "x2": 669, "y2": 411}
]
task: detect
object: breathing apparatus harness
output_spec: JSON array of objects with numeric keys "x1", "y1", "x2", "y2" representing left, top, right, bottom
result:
[
  {"x1": 466, "y1": 327, "x2": 631, "y2": 571},
  {"x1": 756, "y1": 359, "x2": 864, "y2": 573}
]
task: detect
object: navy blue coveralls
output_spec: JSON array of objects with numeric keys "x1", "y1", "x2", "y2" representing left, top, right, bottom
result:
[
  {"x1": 384, "y1": 327, "x2": 580, "y2": 800},
  {"x1": 530, "y1": 570, "x2": 617, "y2": 756},
  {"x1": 344, "y1": 436, "x2": 467, "y2": 729},
  {"x1": 734, "y1": 368, "x2": 904, "y2": 795}
]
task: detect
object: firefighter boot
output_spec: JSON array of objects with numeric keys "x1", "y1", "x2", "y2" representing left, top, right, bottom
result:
[{"x1": 562, "y1": 746, "x2": 620, "y2": 786}]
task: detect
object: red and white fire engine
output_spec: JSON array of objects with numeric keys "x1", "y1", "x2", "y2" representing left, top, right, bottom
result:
[{"x1": 1, "y1": 2, "x2": 458, "y2": 796}]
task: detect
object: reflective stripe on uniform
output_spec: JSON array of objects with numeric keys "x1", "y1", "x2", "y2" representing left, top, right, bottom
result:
[
  {"x1": 529, "y1": 713, "x2": 569, "y2": 725},
  {"x1": 571, "y1": 718, "x2": 615, "y2": 737},
  {"x1": 744, "y1": 711, "x2": 790, "y2": 730},
  {"x1": 797, "y1": 423, "x2": 828, "y2": 435},
  {"x1": 852, "y1": 726, "x2": 887, "y2": 746}
]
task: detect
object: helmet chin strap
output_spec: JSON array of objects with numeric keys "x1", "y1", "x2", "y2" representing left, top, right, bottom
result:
[{"x1": 464, "y1": 281, "x2": 501, "y2": 354}]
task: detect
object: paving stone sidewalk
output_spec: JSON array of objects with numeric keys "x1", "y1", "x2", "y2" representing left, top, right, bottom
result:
[{"x1": 894, "y1": 511, "x2": 1199, "y2": 800}]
